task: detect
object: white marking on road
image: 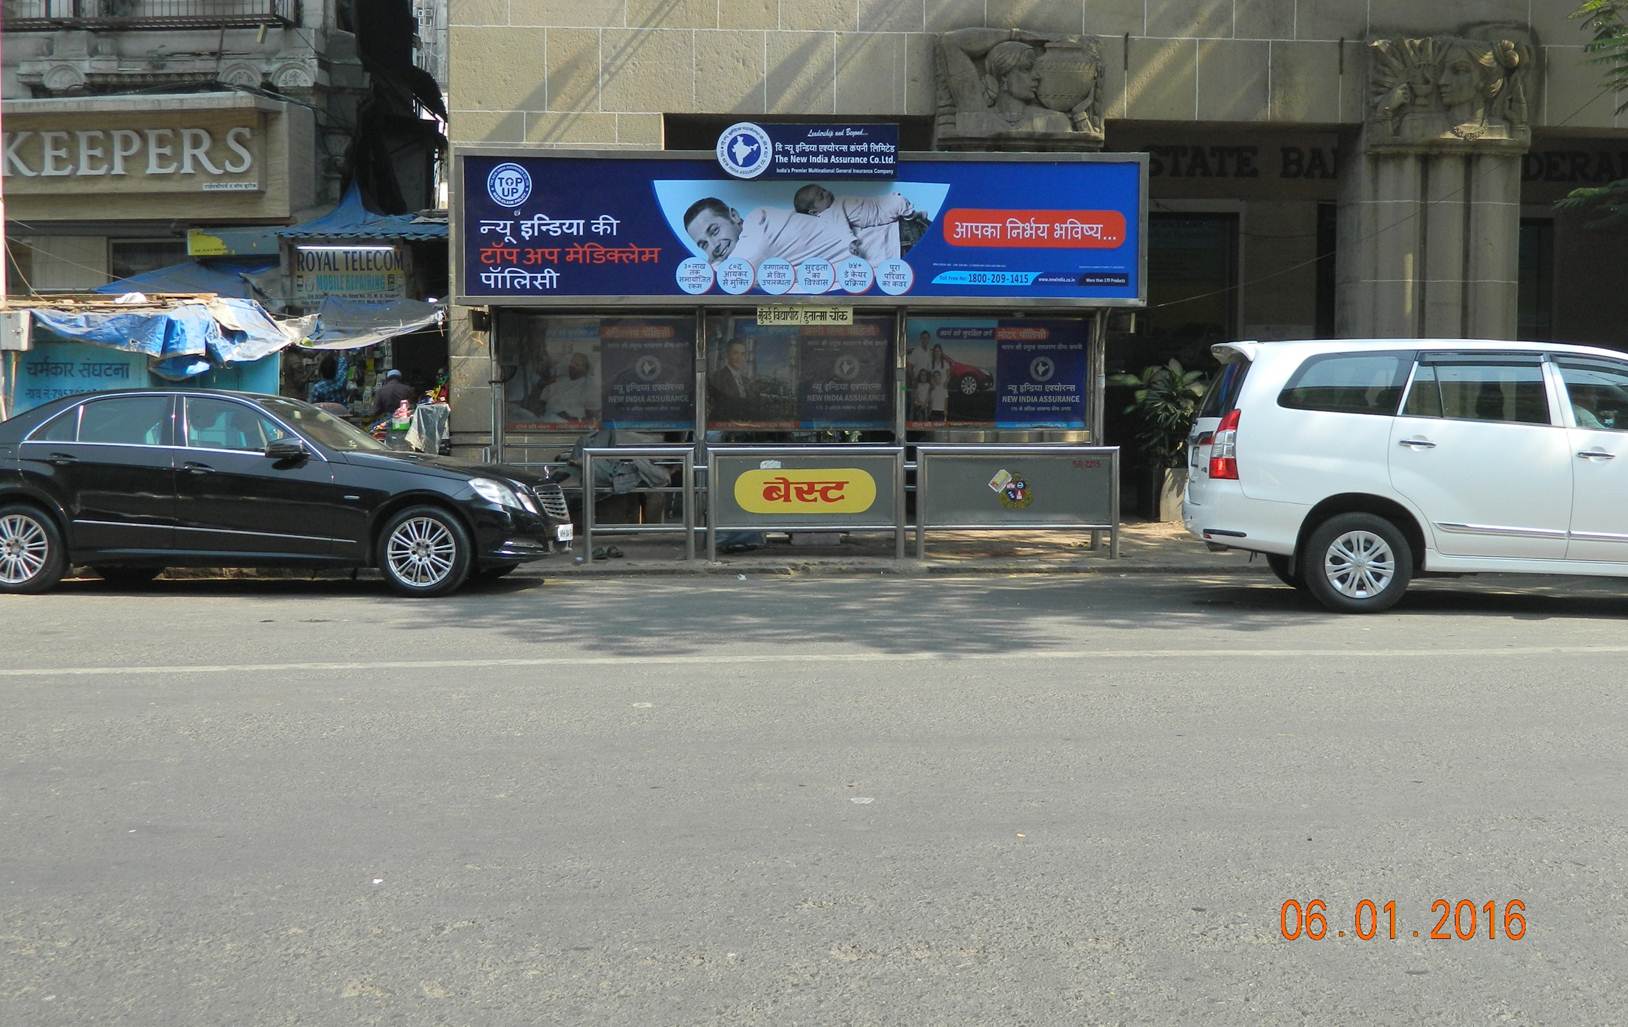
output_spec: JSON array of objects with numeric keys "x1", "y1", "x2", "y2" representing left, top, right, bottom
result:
[{"x1": 2, "y1": 645, "x2": 1625, "y2": 679}]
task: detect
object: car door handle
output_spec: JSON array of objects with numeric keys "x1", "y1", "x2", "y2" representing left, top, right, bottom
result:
[
  {"x1": 46, "y1": 452, "x2": 78, "y2": 466},
  {"x1": 183, "y1": 461, "x2": 215, "y2": 475},
  {"x1": 1397, "y1": 437, "x2": 1436, "y2": 449},
  {"x1": 1577, "y1": 449, "x2": 1617, "y2": 461}
]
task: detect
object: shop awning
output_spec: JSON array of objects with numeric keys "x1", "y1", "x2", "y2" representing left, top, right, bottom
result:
[
  {"x1": 92, "y1": 258, "x2": 275, "y2": 301},
  {"x1": 299, "y1": 297, "x2": 444, "y2": 350},
  {"x1": 25, "y1": 296, "x2": 305, "y2": 380},
  {"x1": 277, "y1": 185, "x2": 449, "y2": 242}
]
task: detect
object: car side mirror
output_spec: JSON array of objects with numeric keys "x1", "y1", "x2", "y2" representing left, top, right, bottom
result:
[{"x1": 265, "y1": 439, "x2": 308, "y2": 462}]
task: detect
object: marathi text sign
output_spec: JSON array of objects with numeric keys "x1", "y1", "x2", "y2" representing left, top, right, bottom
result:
[
  {"x1": 458, "y1": 151, "x2": 1144, "y2": 305},
  {"x1": 711, "y1": 450, "x2": 900, "y2": 529},
  {"x1": 8, "y1": 342, "x2": 149, "y2": 413}
]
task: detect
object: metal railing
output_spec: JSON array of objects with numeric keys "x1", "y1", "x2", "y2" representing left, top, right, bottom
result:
[
  {"x1": 580, "y1": 446, "x2": 697, "y2": 562},
  {"x1": 915, "y1": 444, "x2": 1121, "y2": 560},
  {"x1": 5, "y1": 0, "x2": 297, "y2": 29}
]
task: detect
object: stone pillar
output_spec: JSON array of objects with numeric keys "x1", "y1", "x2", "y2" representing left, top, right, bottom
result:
[
  {"x1": 447, "y1": 302, "x2": 495, "y2": 459},
  {"x1": 1337, "y1": 30, "x2": 1535, "y2": 340}
]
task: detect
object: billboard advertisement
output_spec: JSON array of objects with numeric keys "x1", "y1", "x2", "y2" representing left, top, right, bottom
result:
[
  {"x1": 459, "y1": 150, "x2": 1144, "y2": 306},
  {"x1": 499, "y1": 315, "x2": 694, "y2": 432},
  {"x1": 705, "y1": 314, "x2": 893, "y2": 429},
  {"x1": 905, "y1": 318, "x2": 1086, "y2": 429}
]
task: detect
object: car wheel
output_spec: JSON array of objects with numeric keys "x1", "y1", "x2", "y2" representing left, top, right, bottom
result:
[
  {"x1": 956, "y1": 374, "x2": 980, "y2": 397},
  {"x1": 377, "y1": 506, "x2": 472, "y2": 597},
  {"x1": 1265, "y1": 553, "x2": 1302, "y2": 589},
  {"x1": 1302, "y1": 513, "x2": 1412, "y2": 614},
  {"x1": 0, "y1": 504, "x2": 67, "y2": 595},
  {"x1": 94, "y1": 566, "x2": 163, "y2": 586}
]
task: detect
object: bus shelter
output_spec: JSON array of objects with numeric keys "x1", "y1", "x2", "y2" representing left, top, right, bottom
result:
[{"x1": 452, "y1": 141, "x2": 1146, "y2": 554}]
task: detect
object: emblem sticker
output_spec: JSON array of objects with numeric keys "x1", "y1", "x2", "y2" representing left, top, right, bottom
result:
[
  {"x1": 486, "y1": 162, "x2": 532, "y2": 207},
  {"x1": 716, "y1": 122, "x2": 773, "y2": 179}
]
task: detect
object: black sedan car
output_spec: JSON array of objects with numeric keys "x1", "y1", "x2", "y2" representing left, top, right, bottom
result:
[{"x1": 0, "y1": 389, "x2": 573, "y2": 596}]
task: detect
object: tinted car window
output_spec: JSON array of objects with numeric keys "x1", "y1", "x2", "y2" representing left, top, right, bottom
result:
[
  {"x1": 31, "y1": 408, "x2": 81, "y2": 443},
  {"x1": 1198, "y1": 359, "x2": 1250, "y2": 418},
  {"x1": 77, "y1": 396, "x2": 171, "y2": 445},
  {"x1": 186, "y1": 398, "x2": 291, "y2": 452},
  {"x1": 1418, "y1": 362, "x2": 1550, "y2": 425},
  {"x1": 1554, "y1": 360, "x2": 1628, "y2": 430},
  {"x1": 1401, "y1": 364, "x2": 1444, "y2": 417},
  {"x1": 1278, "y1": 352, "x2": 1412, "y2": 415},
  {"x1": 258, "y1": 397, "x2": 389, "y2": 452}
]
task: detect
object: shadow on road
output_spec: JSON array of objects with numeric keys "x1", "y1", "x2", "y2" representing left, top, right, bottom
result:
[{"x1": 32, "y1": 566, "x2": 1628, "y2": 661}]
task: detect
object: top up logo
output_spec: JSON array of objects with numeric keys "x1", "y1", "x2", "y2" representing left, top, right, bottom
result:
[{"x1": 487, "y1": 162, "x2": 532, "y2": 207}]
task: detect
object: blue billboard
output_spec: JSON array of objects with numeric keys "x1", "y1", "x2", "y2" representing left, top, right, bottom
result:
[{"x1": 458, "y1": 151, "x2": 1144, "y2": 306}]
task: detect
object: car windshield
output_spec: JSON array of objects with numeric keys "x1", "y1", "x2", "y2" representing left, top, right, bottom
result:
[{"x1": 258, "y1": 397, "x2": 390, "y2": 452}]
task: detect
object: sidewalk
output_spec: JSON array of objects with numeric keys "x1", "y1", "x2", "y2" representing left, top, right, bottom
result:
[{"x1": 546, "y1": 519, "x2": 1262, "y2": 578}]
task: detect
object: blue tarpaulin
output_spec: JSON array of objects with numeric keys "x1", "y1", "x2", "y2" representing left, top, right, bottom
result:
[
  {"x1": 28, "y1": 297, "x2": 298, "y2": 381},
  {"x1": 92, "y1": 258, "x2": 275, "y2": 300},
  {"x1": 278, "y1": 185, "x2": 448, "y2": 242}
]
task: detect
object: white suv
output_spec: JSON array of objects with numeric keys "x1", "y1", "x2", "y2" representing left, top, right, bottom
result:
[{"x1": 1183, "y1": 339, "x2": 1628, "y2": 612}]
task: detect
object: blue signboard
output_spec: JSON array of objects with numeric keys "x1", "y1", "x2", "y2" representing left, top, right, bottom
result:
[
  {"x1": 459, "y1": 151, "x2": 1144, "y2": 306},
  {"x1": 716, "y1": 122, "x2": 898, "y2": 180}
]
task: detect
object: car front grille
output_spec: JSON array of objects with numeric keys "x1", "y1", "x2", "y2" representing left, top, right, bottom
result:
[{"x1": 532, "y1": 482, "x2": 570, "y2": 520}]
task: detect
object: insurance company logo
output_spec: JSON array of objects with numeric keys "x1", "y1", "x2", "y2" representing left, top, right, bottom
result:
[
  {"x1": 487, "y1": 162, "x2": 532, "y2": 207},
  {"x1": 736, "y1": 468, "x2": 877, "y2": 514},
  {"x1": 635, "y1": 355, "x2": 663, "y2": 381},
  {"x1": 1030, "y1": 355, "x2": 1056, "y2": 382},
  {"x1": 716, "y1": 122, "x2": 773, "y2": 179}
]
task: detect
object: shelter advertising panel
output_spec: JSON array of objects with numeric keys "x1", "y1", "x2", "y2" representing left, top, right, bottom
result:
[
  {"x1": 919, "y1": 448, "x2": 1116, "y2": 528},
  {"x1": 500, "y1": 314, "x2": 694, "y2": 431},
  {"x1": 459, "y1": 150, "x2": 1144, "y2": 306},
  {"x1": 710, "y1": 450, "x2": 901, "y2": 529},
  {"x1": 905, "y1": 317, "x2": 1086, "y2": 429},
  {"x1": 707, "y1": 314, "x2": 893, "y2": 429}
]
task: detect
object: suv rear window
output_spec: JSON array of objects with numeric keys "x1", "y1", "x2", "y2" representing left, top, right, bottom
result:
[
  {"x1": 1198, "y1": 359, "x2": 1250, "y2": 418},
  {"x1": 1278, "y1": 352, "x2": 1413, "y2": 416}
]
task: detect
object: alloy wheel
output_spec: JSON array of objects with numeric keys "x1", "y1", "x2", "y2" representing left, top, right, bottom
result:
[
  {"x1": 0, "y1": 513, "x2": 49, "y2": 586},
  {"x1": 1322, "y1": 529, "x2": 1395, "y2": 599},
  {"x1": 385, "y1": 516, "x2": 457, "y2": 588}
]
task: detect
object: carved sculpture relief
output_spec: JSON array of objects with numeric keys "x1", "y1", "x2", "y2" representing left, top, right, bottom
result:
[
  {"x1": 933, "y1": 28, "x2": 1105, "y2": 150},
  {"x1": 1368, "y1": 31, "x2": 1534, "y2": 149}
]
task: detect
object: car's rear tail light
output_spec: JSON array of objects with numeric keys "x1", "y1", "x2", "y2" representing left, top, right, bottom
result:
[{"x1": 1209, "y1": 409, "x2": 1240, "y2": 480}]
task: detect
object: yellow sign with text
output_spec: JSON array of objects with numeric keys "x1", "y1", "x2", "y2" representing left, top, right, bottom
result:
[{"x1": 735, "y1": 468, "x2": 877, "y2": 514}]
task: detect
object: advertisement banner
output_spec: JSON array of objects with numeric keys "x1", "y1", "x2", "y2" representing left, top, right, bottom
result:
[
  {"x1": 905, "y1": 318, "x2": 1086, "y2": 429},
  {"x1": 500, "y1": 315, "x2": 693, "y2": 432},
  {"x1": 459, "y1": 151, "x2": 1143, "y2": 305},
  {"x1": 292, "y1": 245, "x2": 407, "y2": 303},
  {"x1": 707, "y1": 315, "x2": 892, "y2": 429}
]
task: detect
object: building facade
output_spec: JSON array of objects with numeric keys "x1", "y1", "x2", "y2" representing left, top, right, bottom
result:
[
  {"x1": 2, "y1": 0, "x2": 369, "y2": 291},
  {"x1": 442, "y1": 1, "x2": 1628, "y2": 458}
]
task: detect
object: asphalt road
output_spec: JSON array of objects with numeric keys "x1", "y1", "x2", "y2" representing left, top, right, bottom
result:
[{"x1": 3, "y1": 570, "x2": 1626, "y2": 1025}]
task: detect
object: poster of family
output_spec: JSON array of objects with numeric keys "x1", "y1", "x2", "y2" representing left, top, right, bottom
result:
[{"x1": 460, "y1": 152, "x2": 1143, "y2": 305}]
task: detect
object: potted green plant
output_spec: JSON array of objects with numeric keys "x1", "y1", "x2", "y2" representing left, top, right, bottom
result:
[{"x1": 1108, "y1": 359, "x2": 1209, "y2": 521}]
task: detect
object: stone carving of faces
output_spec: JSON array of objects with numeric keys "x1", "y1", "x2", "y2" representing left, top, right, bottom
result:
[
  {"x1": 985, "y1": 41, "x2": 1042, "y2": 106},
  {"x1": 1436, "y1": 43, "x2": 1481, "y2": 113}
]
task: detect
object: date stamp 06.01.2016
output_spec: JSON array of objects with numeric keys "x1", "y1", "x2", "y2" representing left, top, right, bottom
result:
[{"x1": 1279, "y1": 899, "x2": 1527, "y2": 942}]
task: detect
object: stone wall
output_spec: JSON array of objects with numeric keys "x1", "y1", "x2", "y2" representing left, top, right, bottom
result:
[{"x1": 448, "y1": 1, "x2": 1613, "y2": 147}]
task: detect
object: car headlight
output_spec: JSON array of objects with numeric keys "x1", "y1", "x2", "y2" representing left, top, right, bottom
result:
[{"x1": 469, "y1": 477, "x2": 524, "y2": 510}]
